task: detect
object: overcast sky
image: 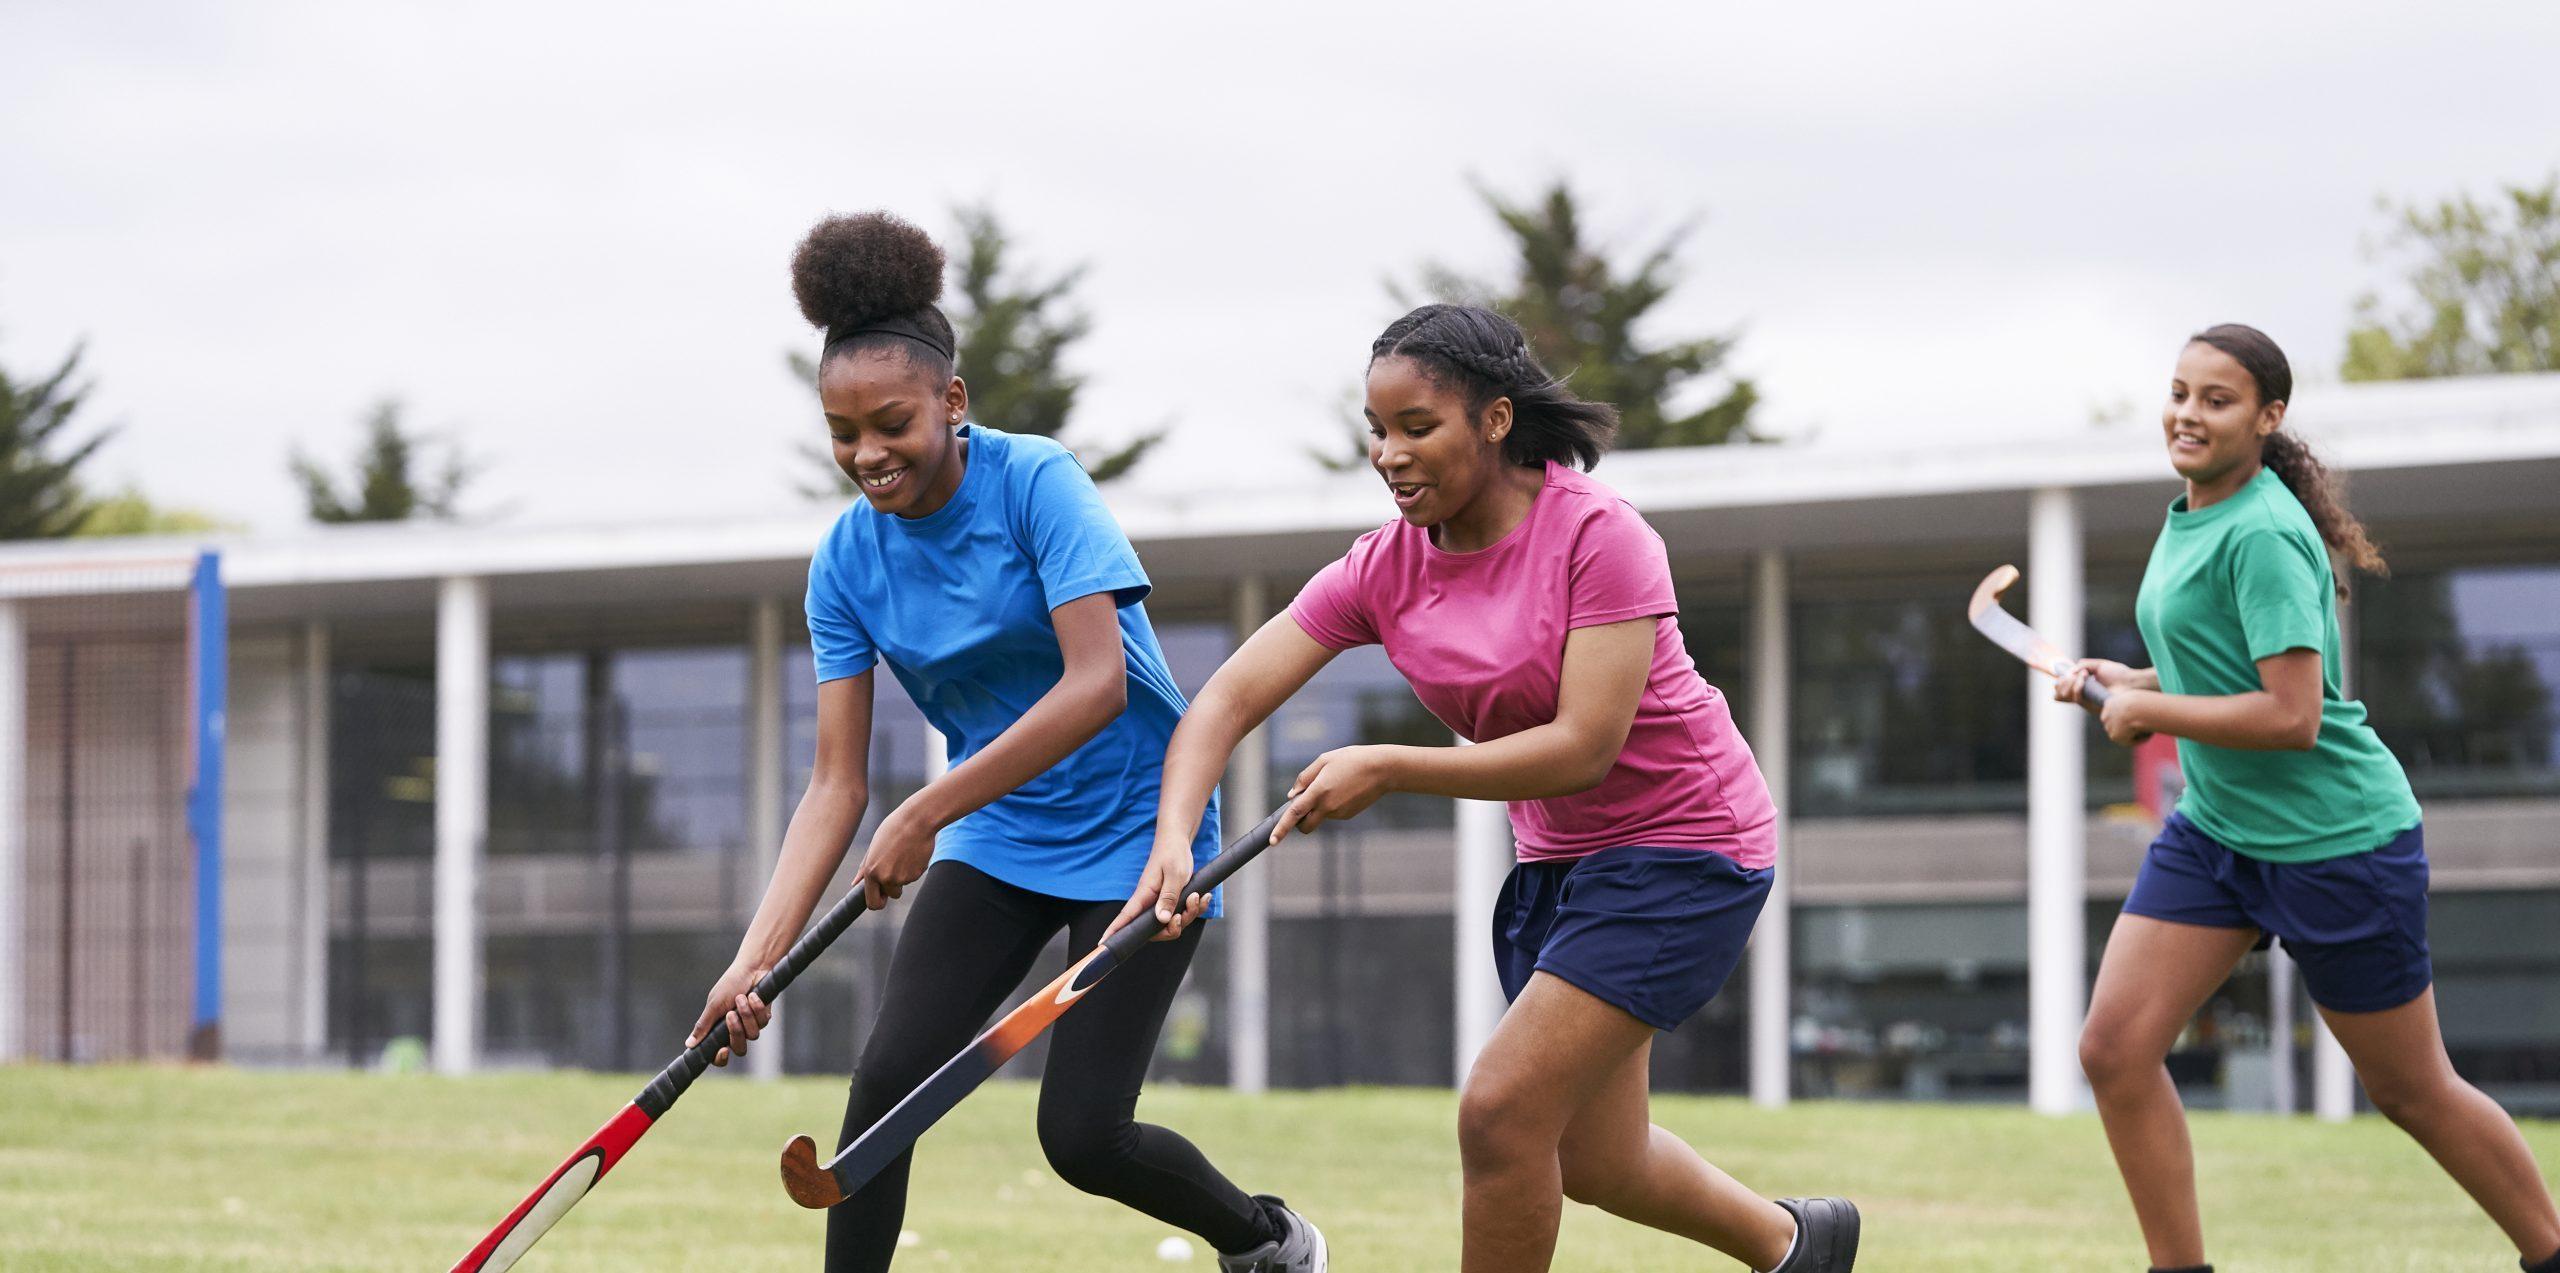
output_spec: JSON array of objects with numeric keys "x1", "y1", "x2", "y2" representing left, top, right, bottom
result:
[{"x1": 5, "y1": 1, "x2": 2556, "y2": 532}]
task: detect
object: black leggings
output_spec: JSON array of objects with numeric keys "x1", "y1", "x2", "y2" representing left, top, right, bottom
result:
[{"x1": 825, "y1": 860, "x2": 1273, "y2": 1271}]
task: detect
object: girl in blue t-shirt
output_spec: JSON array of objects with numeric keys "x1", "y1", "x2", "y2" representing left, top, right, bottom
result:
[{"x1": 685, "y1": 213, "x2": 1323, "y2": 1273}]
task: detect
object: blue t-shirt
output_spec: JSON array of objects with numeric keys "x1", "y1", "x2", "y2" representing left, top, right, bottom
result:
[{"x1": 805, "y1": 425, "x2": 1220, "y2": 906}]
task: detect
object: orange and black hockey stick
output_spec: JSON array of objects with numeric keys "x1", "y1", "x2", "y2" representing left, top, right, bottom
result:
[
  {"x1": 1969, "y1": 563, "x2": 2112, "y2": 708},
  {"x1": 779, "y1": 807, "x2": 1289, "y2": 1209},
  {"x1": 450, "y1": 877, "x2": 872, "y2": 1272}
]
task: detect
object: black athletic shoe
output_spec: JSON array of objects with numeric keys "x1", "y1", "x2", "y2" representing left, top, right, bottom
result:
[
  {"x1": 1216, "y1": 1195, "x2": 1325, "y2": 1272},
  {"x1": 1771, "y1": 1196, "x2": 1859, "y2": 1272}
]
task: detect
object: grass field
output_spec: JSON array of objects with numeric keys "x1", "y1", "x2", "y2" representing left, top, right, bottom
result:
[{"x1": 1, "y1": 1065, "x2": 2551, "y2": 1270}]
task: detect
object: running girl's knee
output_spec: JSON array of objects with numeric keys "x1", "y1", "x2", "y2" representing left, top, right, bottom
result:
[
  {"x1": 1457, "y1": 1071, "x2": 1551, "y2": 1169},
  {"x1": 1036, "y1": 1114, "x2": 1142, "y2": 1197},
  {"x1": 2077, "y1": 1016, "x2": 2163, "y2": 1090},
  {"x1": 2358, "y1": 1067, "x2": 2463, "y2": 1130}
]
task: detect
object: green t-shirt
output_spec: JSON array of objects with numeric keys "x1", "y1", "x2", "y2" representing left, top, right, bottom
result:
[{"x1": 2133, "y1": 466, "x2": 2420, "y2": 862}]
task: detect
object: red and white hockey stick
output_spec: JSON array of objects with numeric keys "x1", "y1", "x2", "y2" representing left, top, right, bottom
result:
[{"x1": 449, "y1": 879, "x2": 871, "y2": 1272}]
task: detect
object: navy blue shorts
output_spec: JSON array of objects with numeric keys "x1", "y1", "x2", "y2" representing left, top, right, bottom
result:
[
  {"x1": 1491, "y1": 845, "x2": 1773, "y2": 1031},
  {"x1": 2122, "y1": 813, "x2": 2431, "y2": 1014}
]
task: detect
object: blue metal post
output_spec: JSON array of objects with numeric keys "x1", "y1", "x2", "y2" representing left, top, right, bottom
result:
[{"x1": 188, "y1": 551, "x2": 226, "y2": 1058}]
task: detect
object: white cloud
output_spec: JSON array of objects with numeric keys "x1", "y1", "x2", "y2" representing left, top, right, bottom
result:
[{"x1": 3, "y1": 0, "x2": 2554, "y2": 528}]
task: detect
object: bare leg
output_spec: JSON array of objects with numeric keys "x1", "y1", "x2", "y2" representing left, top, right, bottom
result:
[
  {"x1": 1556, "y1": 1030, "x2": 1796, "y2": 1260},
  {"x1": 2320, "y1": 989, "x2": 2560, "y2": 1263},
  {"x1": 1459, "y1": 972, "x2": 1794, "y2": 1273},
  {"x1": 2078, "y1": 916, "x2": 2260, "y2": 1269}
]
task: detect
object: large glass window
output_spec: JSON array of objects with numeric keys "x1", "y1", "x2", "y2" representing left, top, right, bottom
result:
[
  {"x1": 1787, "y1": 574, "x2": 2141, "y2": 818},
  {"x1": 328, "y1": 666, "x2": 436, "y2": 1065},
  {"x1": 488, "y1": 647, "x2": 748, "y2": 859},
  {"x1": 2434, "y1": 890, "x2": 2560, "y2": 1116},
  {"x1": 2359, "y1": 564, "x2": 2560, "y2": 798},
  {"x1": 1793, "y1": 590, "x2": 2029, "y2": 816},
  {"x1": 1791, "y1": 900, "x2": 2030, "y2": 1100},
  {"x1": 330, "y1": 643, "x2": 757, "y2": 1070}
]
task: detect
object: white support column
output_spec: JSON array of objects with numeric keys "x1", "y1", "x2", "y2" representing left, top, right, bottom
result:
[
  {"x1": 2028, "y1": 487, "x2": 2090, "y2": 1115},
  {"x1": 1453, "y1": 764, "x2": 1511, "y2": 1085},
  {"x1": 1748, "y1": 550, "x2": 1793, "y2": 1108},
  {"x1": 0, "y1": 599, "x2": 25, "y2": 1062},
  {"x1": 433, "y1": 576, "x2": 488, "y2": 1076},
  {"x1": 2267, "y1": 945, "x2": 2298, "y2": 1114},
  {"x1": 2313, "y1": 1017, "x2": 2354, "y2": 1120},
  {"x1": 2314, "y1": 590, "x2": 2361, "y2": 1120},
  {"x1": 298, "y1": 621, "x2": 331, "y2": 1057},
  {"x1": 747, "y1": 597, "x2": 787, "y2": 1080},
  {"x1": 1225, "y1": 576, "x2": 1272, "y2": 1095}
]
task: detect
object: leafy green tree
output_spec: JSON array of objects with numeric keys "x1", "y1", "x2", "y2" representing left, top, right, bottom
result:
[
  {"x1": 74, "y1": 483, "x2": 234, "y2": 537},
  {"x1": 2343, "y1": 174, "x2": 2560, "y2": 381},
  {"x1": 290, "y1": 399, "x2": 475, "y2": 523},
  {"x1": 793, "y1": 204, "x2": 1159, "y2": 497},
  {"x1": 1321, "y1": 179, "x2": 1762, "y2": 469},
  {"x1": 1, "y1": 339, "x2": 110, "y2": 540}
]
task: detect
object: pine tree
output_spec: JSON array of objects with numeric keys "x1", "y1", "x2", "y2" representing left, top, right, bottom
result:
[
  {"x1": 1320, "y1": 179, "x2": 1761, "y2": 469},
  {"x1": 0, "y1": 339, "x2": 109, "y2": 540},
  {"x1": 290, "y1": 399, "x2": 475, "y2": 523}
]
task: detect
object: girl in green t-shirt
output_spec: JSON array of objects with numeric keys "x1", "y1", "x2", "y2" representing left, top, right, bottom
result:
[{"x1": 2057, "y1": 325, "x2": 2560, "y2": 1273}]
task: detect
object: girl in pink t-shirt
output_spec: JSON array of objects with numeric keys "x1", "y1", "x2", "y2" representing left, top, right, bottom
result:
[{"x1": 1118, "y1": 304, "x2": 1857, "y2": 1273}]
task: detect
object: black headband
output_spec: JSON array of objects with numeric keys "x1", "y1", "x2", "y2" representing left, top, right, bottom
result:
[{"x1": 823, "y1": 309, "x2": 954, "y2": 362}]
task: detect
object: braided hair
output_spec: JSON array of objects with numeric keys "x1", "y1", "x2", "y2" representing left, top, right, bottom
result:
[
  {"x1": 791, "y1": 212, "x2": 958, "y2": 381},
  {"x1": 1370, "y1": 304, "x2": 1617, "y2": 470},
  {"x1": 2188, "y1": 323, "x2": 2388, "y2": 597}
]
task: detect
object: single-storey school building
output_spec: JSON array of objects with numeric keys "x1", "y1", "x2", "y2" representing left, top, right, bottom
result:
[{"x1": 6, "y1": 370, "x2": 2558, "y2": 1119}]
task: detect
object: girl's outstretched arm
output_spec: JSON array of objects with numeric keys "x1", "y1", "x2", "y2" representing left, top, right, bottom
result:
[
  {"x1": 1109, "y1": 612, "x2": 1339, "y2": 938},
  {"x1": 1279, "y1": 617, "x2": 1651, "y2": 835}
]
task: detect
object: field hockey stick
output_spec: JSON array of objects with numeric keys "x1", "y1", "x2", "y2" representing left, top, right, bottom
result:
[
  {"x1": 450, "y1": 876, "x2": 874, "y2": 1273},
  {"x1": 1968, "y1": 564, "x2": 2111, "y2": 709},
  {"x1": 779, "y1": 807, "x2": 1291, "y2": 1209}
]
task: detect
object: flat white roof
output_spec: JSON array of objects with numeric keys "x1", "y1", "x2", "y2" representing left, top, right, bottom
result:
[{"x1": 8, "y1": 370, "x2": 2560, "y2": 607}]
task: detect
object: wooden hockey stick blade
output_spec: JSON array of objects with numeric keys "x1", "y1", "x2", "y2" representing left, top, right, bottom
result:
[
  {"x1": 780, "y1": 1134, "x2": 838, "y2": 1209},
  {"x1": 780, "y1": 808, "x2": 1290, "y2": 1209},
  {"x1": 450, "y1": 879, "x2": 872, "y2": 1271},
  {"x1": 1968, "y1": 564, "x2": 2110, "y2": 708}
]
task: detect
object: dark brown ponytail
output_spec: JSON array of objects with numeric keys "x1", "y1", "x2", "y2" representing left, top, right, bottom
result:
[
  {"x1": 2258, "y1": 429, "x2": 2389, "y2": 595},
  {"x1": 2189, "y1": 323, "x2": 2389, "y2": 598}
]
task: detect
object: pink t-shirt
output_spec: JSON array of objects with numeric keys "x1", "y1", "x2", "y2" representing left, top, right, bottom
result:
[{"x1": 1288, "y1": 463, "x2": 1777, "y2": 868}]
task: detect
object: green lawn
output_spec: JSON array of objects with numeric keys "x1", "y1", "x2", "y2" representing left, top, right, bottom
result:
[{"x1": 0, "y1": 1065, "x2": 2550, "y2": 1270}]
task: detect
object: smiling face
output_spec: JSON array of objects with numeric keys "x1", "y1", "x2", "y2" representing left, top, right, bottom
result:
[
  {"x1": 819, "y1": 348, "x2": 969, "y2": 517},
  {"x1": 2165, "y1": 340, "x2": 2284, "y2": 488},
  {"x1": 1364, "y1": 355, "x2": 1513, "y2": 529}
]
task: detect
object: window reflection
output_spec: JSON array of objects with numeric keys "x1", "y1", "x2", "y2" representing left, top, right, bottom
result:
[
  {"x1": 1792, "y1": 592, "x2": 2028, "y2": 816},
  {"x1": 2360, "y1": 565, "x2": 2560, "y2": 797}
]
